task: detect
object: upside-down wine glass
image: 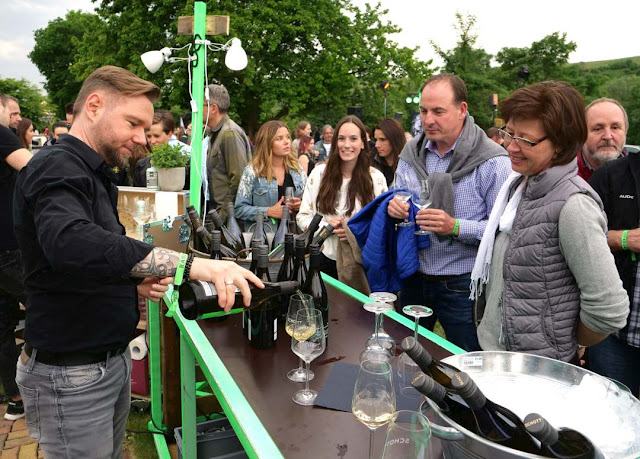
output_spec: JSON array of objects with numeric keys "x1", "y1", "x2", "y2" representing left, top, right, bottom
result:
[
  {"x1": 367, "y1": 292, "x2": 397, "y2": 357},
  {"x1": 291, "y1": 308, "x2": 326, "y2": 406},
  {"x1": 398, "y1": 305, "x2": 433, "y2": 398},
  {"x1": 285, "y1": 293, "x2": 315, "y2": 382},
  {"x1": 360, "y1": 302, "x2": 394, "y2": 364}
]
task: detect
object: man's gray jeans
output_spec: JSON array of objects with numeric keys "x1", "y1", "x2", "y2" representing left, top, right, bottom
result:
[{"x1": 16, "y1": 347, "x2": 132, "y2": 459}]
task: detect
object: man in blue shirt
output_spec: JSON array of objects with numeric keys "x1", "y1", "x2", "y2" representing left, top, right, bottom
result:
[{"x1": 388, "y1": 74, "x2": 511, "y2": 351}]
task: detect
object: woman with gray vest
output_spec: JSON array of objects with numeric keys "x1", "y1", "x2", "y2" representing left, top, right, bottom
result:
[{"x1": 470, "y1": 81, "x2": 629, "y2": 363}]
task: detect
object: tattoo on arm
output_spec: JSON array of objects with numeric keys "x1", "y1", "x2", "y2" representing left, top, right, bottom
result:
[{"x1": 130, "y1": 248, "x2": 180, "y2": 278}]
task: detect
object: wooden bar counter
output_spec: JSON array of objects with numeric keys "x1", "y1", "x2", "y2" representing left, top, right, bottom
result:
[{"x1": 197, "y1": 285, "x2": 453, "y2": 458}]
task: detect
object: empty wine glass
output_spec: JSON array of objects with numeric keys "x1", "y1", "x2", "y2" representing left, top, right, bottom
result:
[
  {"x1": 394, "y1": 191, "x2": 413, "y2": 227},
  {"x1": 367, "y1": 292, "x2": 397, "y2": 357},
  {"x1": 360, "y1": 302, "x2": 393, "y2": 364},
  {"x1": 291, "y1": 308, "x2": 326, "y2": 406},
  {"x1": 382, "y1": 410, "x2": 432, "y2": 459},
  {"x1": 285, "y1": 187, "x2": 295, "y2": 207},
  {"x1": 414, "y1": 180, "x2": 432, "y2": 236},
  {"x1": 286, "y1": 293, "x2": 315, "y2": 382},
  {"x1": 398, "y1": 305, "x2": 433, "y2": 398},
  {"x1": 352, "y1": 360, "x2": 396, "y2": 459}
]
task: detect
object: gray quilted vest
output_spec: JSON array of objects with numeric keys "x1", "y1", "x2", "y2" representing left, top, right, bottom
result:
[{"x1": 502, "y1": 159, "x2": 604, "y2": 362}]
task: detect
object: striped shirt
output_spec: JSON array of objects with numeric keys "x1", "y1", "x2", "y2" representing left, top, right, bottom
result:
[{"x1": 395, "y1": 143, "x2": 512, "y2": 276}]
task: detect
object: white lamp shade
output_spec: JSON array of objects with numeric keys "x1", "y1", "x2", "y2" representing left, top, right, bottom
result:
[
  {"x1": 225, "y1": 38, "x2": 248, "y2": 71},
  {"x1": 141, "y1": 47, "x2": 172, "y2": 74}
]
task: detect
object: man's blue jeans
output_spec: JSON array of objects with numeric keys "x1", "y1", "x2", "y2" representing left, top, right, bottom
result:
[
  {"x1": 16, "y1": 347, "x2": 132, "y2": 458},
  {"x1": 400, "y1": 272, "x2": 480, "y2": 352},
  {"x1": 588, "y1": 335, "x2": 640, "y2": 398}
]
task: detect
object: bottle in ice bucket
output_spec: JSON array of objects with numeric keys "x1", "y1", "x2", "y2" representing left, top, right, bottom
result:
[
  {"x1": 451, "y1": 372, "x2": 541, "y2": 454},
  {"x1": 302, "y1": 244, "x2": 328, "y2": 337},
  {"x1": 401, "y1": 336, "x2": 458, "y2": 389},
  {"x1": 225, "y1": 202, "x2": 246, "y2": 250},
  {"x1": 411, "y1": 372, "x2": 476, "y2": 433},
  {"x1": 523, "y1": 413, "x2": 604, "y2": 459}
]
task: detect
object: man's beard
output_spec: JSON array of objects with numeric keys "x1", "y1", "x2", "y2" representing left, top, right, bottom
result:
[
  {"x1": 589, "y1": 140, "x2": 623, "y2": 164},
  {"x1": 94, "y1": 126, "x2": 128, "y2": 169}
]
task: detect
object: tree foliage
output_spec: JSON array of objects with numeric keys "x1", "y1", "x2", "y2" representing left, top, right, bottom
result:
[
  {"x1": 0, "y1": 78, "x2": 48, "y2": 127},
  {"x1": 431, "y1": 13, "x2": 497, "y2": 129},
  {"x1": 37, "y1": 0, "x2": 430, "y2": 135},
  {"x1": 29, "y1": 11, "x2": 103, "y2": 119}
]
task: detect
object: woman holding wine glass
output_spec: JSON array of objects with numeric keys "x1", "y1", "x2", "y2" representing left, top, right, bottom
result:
[
  {"x1": 297, "y1": 115, "x2": 387, "y2": 277},
  {"x1": 235, "y1": 120, "x2": 307, "y2": 229}
]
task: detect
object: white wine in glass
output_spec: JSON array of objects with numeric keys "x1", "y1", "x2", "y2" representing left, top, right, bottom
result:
[
  {"x1": 352, "y1": 360, "x2": 396, "y2": 459},
  {"x1": 286, "y1": 293, "x2": 315, "y2": 382},
  {"x1": 394, "y1": 191, "x2": 413, "y2": 227},
  {"x1": 414, "y1": 179, "x2": 432, "y2": 236}
]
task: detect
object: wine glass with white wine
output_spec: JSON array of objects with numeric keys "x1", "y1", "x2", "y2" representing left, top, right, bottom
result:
[
  {"x1": 352, "y1": 359, "x2": 396, "y2": 459},
  {"x1": 414, "y1": 179, "x2": 432, "y2": 236},
  {"x1": 285, "y1": 293, "x2": 315, "y2": 382},
  {"x1": 394, "y1": 191, "x2": 413, "y2": 227},
  {"x1": 291, "y1": 308, "x2": 326, "y2": 406}
]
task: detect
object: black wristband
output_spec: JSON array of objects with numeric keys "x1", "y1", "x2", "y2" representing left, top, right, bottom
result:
[{"x1": 183, "y1": 253, "x2": 195, "y2": 282}]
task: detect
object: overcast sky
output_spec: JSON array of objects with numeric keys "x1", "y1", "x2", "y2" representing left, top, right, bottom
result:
[{"x1": 2, "y1": 0, "x2": 639, "y2": 92}]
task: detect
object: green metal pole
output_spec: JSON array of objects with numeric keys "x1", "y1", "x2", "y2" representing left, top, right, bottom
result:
[
  {"x1": 180, "y1": 334, "x2": 197, "y2": 459},
  {"x1": 147, "y1": 299, "x2": 165, "y2": 429},
  {"x1": 188, "y1": 0, "x2": 207, "y2": 213}
]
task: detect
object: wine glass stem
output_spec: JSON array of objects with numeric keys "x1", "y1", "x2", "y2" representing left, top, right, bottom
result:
[
  {"x1": 304, "y1": 361, "x2": 311, "y2": 394},
  {"x1": 368, "y1": 429, "x2": 375, "y2": 459},
  {"x1": 298, "y1": 357, "x2": 304, "y2": 373},
  {"x1": 374, "y1": 313, "x2": 380, "y2": 343},
  {"x1": 414, "y1": 317, "x2": 419, "y2": 340}
]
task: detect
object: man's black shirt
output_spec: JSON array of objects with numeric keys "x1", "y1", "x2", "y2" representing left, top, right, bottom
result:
[
  {"x1": 0, "y1": 124, "x2": 23, "y2": 250},
  {"x1": 13, "y1": 135, "x2": 154, "y2": 353}
]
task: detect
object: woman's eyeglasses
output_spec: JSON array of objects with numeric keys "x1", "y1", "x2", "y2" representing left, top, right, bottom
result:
[{"x1": 499, "y1": 128, "x2": 549, "y2": 148}]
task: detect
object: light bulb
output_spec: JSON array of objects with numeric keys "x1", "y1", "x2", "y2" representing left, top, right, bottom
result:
[{"x1": 224, "y1": 38, "x2": 248, "y2": 71}]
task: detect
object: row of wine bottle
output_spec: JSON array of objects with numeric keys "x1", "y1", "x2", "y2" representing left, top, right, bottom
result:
[
  {"x1": 185, "y1": 204, "x2": 333, "y2": 261},
  {"x1": 178, "y1": 227, "x2": 332, "y2": 349},
  {"x1": 402, "y1": 337, "x2": 604, "y2": 459}
]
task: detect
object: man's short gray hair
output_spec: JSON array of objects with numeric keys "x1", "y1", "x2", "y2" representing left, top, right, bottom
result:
[
  {"x1": 206, "y1": 84, "x2": 230, "y2": 113},
  {"x1": 0, "y1": 94, "x2": 17, "y2": 107},
  {"x1": 585, "y1": 97, "x2": 629, "y2": 132},
  {"x1": 321, "y1": 124, "x2": 333, "y2": 134}
]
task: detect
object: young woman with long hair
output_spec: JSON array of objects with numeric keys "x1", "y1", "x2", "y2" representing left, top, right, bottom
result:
[
  {"x1": 17, "y1": 118, "x2": 35, "y2": 151},
  {"x1": 372, "y1": 118, "x2": 406, "y2": 186},
  {"x1": 297, "y1": 115, "x2": 387, "y2": 276},
  {"x1": 235, "y1": 120, "x2": 306, "y2": 228}
]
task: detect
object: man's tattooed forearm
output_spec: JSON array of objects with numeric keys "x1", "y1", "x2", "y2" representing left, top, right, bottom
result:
[{"x1": 130, "y1": 248, "x2": 179, "y2": 278}]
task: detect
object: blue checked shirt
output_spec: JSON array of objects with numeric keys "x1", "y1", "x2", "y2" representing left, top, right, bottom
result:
[
  {"x1": 625, "y1": 263, "x2": 640, "y2": 348},
  {"x1": 394, "y1": 141, "x2": 512, "y2": 276}
]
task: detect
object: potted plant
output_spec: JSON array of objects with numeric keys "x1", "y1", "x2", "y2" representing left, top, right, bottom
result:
[{"x1": 149, "y1": 143, "x2": 189, "y2": 191}]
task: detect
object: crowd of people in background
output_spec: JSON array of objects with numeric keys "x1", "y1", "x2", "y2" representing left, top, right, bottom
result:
[{"x1": 1, "y1": 66, "x2": 639, "y2": 457}]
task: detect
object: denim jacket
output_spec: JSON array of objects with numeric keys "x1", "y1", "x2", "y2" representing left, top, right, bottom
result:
[{"x1": 234, "y1": 165, "x2": 307, "y2": 227}]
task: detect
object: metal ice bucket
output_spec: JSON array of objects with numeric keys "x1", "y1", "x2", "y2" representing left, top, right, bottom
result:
[{"x1": 420, "y1": 351, "x2": 640, "y2": 459}]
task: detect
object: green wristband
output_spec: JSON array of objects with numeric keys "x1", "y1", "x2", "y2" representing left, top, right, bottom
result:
[
  {"x1": 452, "y1": 218, "x2": 460, "y2": 237},
  {"x1": 173, "y1": 252, "x2": 189, "y2": 286},
  {"x1": 621, "y1": 230, "x2": 630, "y2": 251}
]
